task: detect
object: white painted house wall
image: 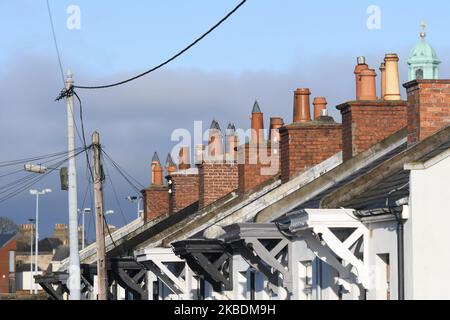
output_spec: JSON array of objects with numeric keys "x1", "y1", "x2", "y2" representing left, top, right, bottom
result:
[
  {"x1": 405, "y1": 153, "x2": 450, "y2": 299},
  {"x1": 364, "y1": 220, "x2": 398, "y2": 300}
]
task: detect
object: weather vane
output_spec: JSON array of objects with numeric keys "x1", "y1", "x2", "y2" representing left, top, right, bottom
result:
[{"x1": 420, "y1": 20, "x2": 426, "y2": 39}]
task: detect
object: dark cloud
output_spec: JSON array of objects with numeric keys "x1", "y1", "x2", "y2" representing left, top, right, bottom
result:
[{"x1": 1, "y1": 46, "x2": 448, "y2": 238}]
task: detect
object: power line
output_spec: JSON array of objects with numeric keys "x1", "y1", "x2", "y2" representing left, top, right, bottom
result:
[
  {"x1": 103, "y1": 160, "x2": 128, "y2": 226},
  {"x1": 71, "y1": 0, "x2": 247, "y2": 90},
  {"x1": 101, "y1": 149, "x2": 145, "y2": 193},
  {"x1": 45, "y1": 0, "x2": 65, "y2": 84}
]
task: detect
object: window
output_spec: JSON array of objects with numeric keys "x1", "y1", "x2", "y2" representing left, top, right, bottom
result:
[
  {"x1": 416, "y1": 68, "x2": 424, "y2": 80},
  {"x1": 300, "y1": 261, "x2": 313, "y2": 300},
  {"x1": 376, "y1": 254, "x2": 390, "y2": 300}
]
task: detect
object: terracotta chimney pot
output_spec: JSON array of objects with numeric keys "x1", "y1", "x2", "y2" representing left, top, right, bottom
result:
[
  {"x1": 313, "y1": 97, "x2": 328, "y2": 120},
  {"x1": 251, "y1": 101, "x2": 264, "y2": 145},
  {"x1": 269, "y1": 117, "x2": 284, "y2": 143},
  {"x1": 354, "y1": 57, "x2": 369, "y2": 100},
  {"x1": 384, "y1": 53, "x2": 402, "y2": 101},
  {"x1": 293, "y1": 88, "x2": 311, "y2": 123},
  {"x1": 178, "y1": 146, "x2": 191, "y2": 170},
  {"x1": 379, "y1": 62, "x2": 386, "y2": 100},
  {"x1": 359, "y1": 69, "x2": 377, "y2": 101}
]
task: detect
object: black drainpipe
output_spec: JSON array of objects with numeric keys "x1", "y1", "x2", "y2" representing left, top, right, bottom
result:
[{"x1": 394, "y1": 210, "x2": 405, "y2": 300}]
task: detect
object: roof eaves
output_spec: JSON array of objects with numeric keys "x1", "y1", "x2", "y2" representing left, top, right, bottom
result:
[{"x1": 322, "y1": 125, "x2": 450, "y2": 209}]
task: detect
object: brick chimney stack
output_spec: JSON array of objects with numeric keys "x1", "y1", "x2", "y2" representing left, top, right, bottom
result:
[
  {"x1": 384, "y1": 53, "x2": 402, "y2": 101},
  {"x1": 143, "y1": 152, "x2": 170, "y2": 222},
  {"x1": 354, "y1": 56, "x2": 369, "y2": 100},
  {"x1": 338, "y1": 55, "x2": 407, "y2": 161},
  {"x1": 280, "y1": 89, "x2": 342, "y2": 183},
  {"x1": 199, "y1": 121, "x2": 239, "y2": 209},
  {"x1": 251, "y1": 101, "x2": 265, "y2": 144},
  {"x1": 238, "y1": 102, "x2": 280, "y2": 193},
  {"x1": 293, "y1": 89, "x2": 312, "y2": 123},
  {"x1": 313, "y1": 97, "x2": 328, "y2": 120},
  {"x1": 380, "y1": 62, "x2": 386, "y2": 99},
  {"x1": 404, "y1": 79, "x2": 450, "y2": 145},
  {"x1": 208, "y1": 120, "x2": 224, "y2": 159},
  {"x1": 178, "y1": 146, "x2": 191, "y2": 170},
  {"x1": 151, "y1": 152, "x2": 163, "y2": 186}
]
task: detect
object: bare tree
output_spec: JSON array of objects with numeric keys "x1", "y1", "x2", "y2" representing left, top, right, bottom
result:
[{"x1": 0, "y1": 217, "x2": 18, "y2": 234}]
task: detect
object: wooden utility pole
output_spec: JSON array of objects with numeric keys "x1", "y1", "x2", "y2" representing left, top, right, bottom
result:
[{"x1": 92, "y1": 131, "x2": 108, "y2": 300}]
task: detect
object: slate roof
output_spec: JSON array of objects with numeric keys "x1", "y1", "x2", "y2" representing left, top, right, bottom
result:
[
  {"x1": 0, "y1": 233, "x2": 16, "y2": 248},
  {"x1": 287, "y1": 143, "x2": 408, "y2": 212},
  {"x1": 341, "y1": 139, "x2": 450, "y2": 210}
]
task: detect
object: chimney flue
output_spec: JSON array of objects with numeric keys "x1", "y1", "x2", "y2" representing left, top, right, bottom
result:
[
  {"x1": 384, "y1": 53, "x2": 402, "y2": 101},
  {"x1": 269, "y1": 117, "x2": 284, "y2": 144},
  {"x1": 313, "y1": 97, "x2": 328, "y2": 120},
  {"x1": 166, "y1": 153, "x2": 177, "y2": 176},
  {"x1": 251, "y1": 101, "x2": 264, "y2": 145},
  {"x1": 379, "y1": 62, "x2": 386, "y2": 100},
  {"x1": 293, "y1": 88, "x2": 311, "y2": 123},
  {"x1": 359, "y1": 69, "x2": 377, "y2": 101},
  {"x1": 354, "y1": 56, "x2": 369, "y2": 100},
  {"x1": 151, "y1": 152, "x2": 163, "y2": 186},
  {"x1": 178, "y1": 146, "x2": 191, "y2": 170},
  {"x1": 208, "y1": 120, "x2": 223, "y2": 158}
]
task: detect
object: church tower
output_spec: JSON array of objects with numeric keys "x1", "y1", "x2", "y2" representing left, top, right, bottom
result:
[{"x1": 407, "y1": 21, "x2": 441, "y2": 81}]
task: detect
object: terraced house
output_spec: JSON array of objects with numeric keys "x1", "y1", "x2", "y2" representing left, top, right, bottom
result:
[{"x1": 40, "y1": 27, "x2": 450, "y2": 301}]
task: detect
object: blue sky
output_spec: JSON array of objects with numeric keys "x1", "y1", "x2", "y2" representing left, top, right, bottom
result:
[{"x1": 0, "y1": 0, "x2": 449, "y2": 239}]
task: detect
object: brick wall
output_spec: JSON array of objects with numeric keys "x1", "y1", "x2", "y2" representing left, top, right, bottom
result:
[
  {"x1": 0, "y1": 238, "x2": 16, "y2": 294},
  {"x1": 143, "y1": 186, "x2": 169, "y2": 222},
  {"x1": 238, "y1": 143, "x2": 280, "y2": 193},
  {"x1": 279, "y1": 119, "x2": 342, "y2": 183},
  {"x1": 169, "y1": 172, "x2": 199, "y2": 214},
  {"x1": 199, "y1": 162, "x2": 239, "y2": 208},
  {"x1": 404, "y1": 80, "x2": 450, "y2": 145},
  {"x1": 337, "y1": 100, "x2": 407, "y2": 161}
]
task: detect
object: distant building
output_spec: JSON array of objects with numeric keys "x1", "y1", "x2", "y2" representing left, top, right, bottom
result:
[{"x1": 0, "y1": 233, "x2": 17, "y2": 294}]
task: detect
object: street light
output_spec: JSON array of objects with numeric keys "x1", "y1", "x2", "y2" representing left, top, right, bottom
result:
[
  {"x1": 29, "y1": 188, "x2": 52, "y2": 294},
  {"x1": 77, "y1": 208, "x2": 91, "y2": 249},
  {"x1": 27, "y1": 218, "x2": 35, "y2": 294},
  {"x1": 126, "y1": 196, "x2": 143, "y2": 219},
  {"x1": 105, "y1": 210, "x2": 114, "y2": 216}
]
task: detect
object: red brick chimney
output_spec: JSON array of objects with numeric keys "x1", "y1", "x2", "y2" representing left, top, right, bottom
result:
[
  {"x1": 251, "y1": 101, "x2": 264, "y2": 145},
  {"x1": 404, "y1": 79, "x2": 450, "y2": 145},
  {"x1": 168, "y1": 147, "x2": 199, "y2": 214},
  {"x1": 143, "y1": 152, "x2": 169, "y2": 222},
  {"x1": 280, "y1": 89, "x2": 342, "y2": 183},
  {"x1": 337, "y1": 56, "x2": 407, "y2": 161},
  {"x1": 198, "y1": 120, "x2": 239, "y2": 209},
  {"x1": 313, "y1": 97, "x2": 328, "y2": 120},
  {"x1": 293, "y1": 89, "x2": 312, "y2": 123},
  {"x1": 238, "y1": 102, "x2": 280, "y2": 193}
]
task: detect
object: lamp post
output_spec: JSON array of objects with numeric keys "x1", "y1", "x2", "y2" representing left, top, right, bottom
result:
[
  {"x1": 27, "y1": 218, "x2": 35, "y2": 294},
  {"x1": 126, "y1": 196, "x2": 143, "y2": 219},
  {"x1": 29, "y1": 188, "x2": 52, "y2": 294},
  {"x1": 78, "y1": 208, "x2": 91, "y2": 249}
]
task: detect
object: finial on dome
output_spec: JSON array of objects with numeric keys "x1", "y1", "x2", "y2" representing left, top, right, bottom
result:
[{"x1": 420, "y1": 20, "x2": 426, "y2": 39}]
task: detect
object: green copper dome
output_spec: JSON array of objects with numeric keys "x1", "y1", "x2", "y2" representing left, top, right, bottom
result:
[{"x1": 407, "y1": 21, "x2": 440, "y2": 81}]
